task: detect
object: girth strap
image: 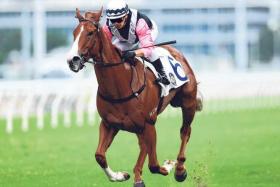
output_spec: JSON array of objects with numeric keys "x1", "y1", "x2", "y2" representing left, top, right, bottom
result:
[{"x1": 98, "y1": 84, "x2": 146, "y2": 103}]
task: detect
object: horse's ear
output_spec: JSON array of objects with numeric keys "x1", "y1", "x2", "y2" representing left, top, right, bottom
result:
[
  {"x1": 85, "y1": 7, "x2": 103, "y2": 23},
  {"x1": 97, "y1": 6, "x2": 103, "y2": 21},
  {"x1": 75, "y1": 8, "x2": 85, "y2": 22}
]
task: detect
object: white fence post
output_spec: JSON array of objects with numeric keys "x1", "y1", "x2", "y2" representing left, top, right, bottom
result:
[
  {"x1": 51, "y1": 94, "x2": 63, "y2": 128},
  {"x1": 76, "y1": 93, "x2": 85, "y2": 127},
  {"x1": 21, "y1": 92, "x2": 34, "y2": 132},
  {"x1": 6, "y1": 93, "x2": 17, "y2": 134},
  {"x1": 63, "y1": 95, "x2": 72, "y2": 128},
  {"x1": 36, "y1": 93, "x2": 49, "y2": 130}
]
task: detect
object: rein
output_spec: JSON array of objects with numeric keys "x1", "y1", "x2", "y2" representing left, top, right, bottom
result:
[
  {"x1": 92, "y1": 48, "x2": 124, "y2": 68},
  {"x1": 81, "y1": 19, "x2": 147, "y2": 103}
]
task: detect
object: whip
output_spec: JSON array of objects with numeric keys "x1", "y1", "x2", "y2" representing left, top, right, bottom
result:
[{"x1": 123, "y1": 40, "x2": 177, "y2": 52}]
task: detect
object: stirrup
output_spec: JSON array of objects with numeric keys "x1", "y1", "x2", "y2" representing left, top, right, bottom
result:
[{"x1": 156, "y1": 74, "x2": 170, "y2": 85}]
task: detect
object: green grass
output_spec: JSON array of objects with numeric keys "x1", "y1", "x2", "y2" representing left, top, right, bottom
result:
[{"x1": 0, "y1": 107, "x2": 280, "y2": 187}]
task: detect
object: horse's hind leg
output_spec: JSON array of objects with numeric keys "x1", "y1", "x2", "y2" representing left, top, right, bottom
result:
[
  {"x1": 175, "y1": 110, "x2": 194, "y2": 182},
  {"x1": 95, "y1": 121, "x2": 130, "y2": 182},
  {"x1": 175, "y1": 88, "x2": 197, "y2": 182}
]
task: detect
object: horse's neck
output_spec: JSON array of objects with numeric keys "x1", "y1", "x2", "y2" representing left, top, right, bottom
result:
[
  {"x1": 95, "y1": 65, "x2": 134, "y2": 98},
  {"x1": 94, "y1": 29, "x2": 132, "y2": 98}
]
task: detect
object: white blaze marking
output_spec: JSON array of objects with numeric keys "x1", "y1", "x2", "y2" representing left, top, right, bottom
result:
[{"x1": 67, "y1": 26, "x2": 84, "y2": 61}]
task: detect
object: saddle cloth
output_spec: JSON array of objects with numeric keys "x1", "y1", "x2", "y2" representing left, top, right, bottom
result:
[{"x1": 139, "y1": 47, "x2": 189, "y2": 97}]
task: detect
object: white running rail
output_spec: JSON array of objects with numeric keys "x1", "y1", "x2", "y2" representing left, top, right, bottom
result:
[
  {"x1": 1, "y1": 72, "x2": 280, "y2": 134},
  {"x1": 0, "y1": 78, "x2": 98, "y2": 134}
]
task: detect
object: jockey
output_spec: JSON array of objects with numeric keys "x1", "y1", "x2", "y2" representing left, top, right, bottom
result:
[{"x1": 103, "y1": 0, "x2": 170, "y2": 85}]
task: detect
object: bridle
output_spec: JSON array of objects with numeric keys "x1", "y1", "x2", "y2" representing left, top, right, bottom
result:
[
  {"x1": 76, "y1": 18, "x2": 147, "y2": 103},
  {"x1": 77, "y1": 19, "x2": 103, "y2": 66}
]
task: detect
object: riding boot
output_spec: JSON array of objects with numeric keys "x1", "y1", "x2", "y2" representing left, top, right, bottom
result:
[{"x1": 152, "y1": 58, "x2": 170, "y2": 85}]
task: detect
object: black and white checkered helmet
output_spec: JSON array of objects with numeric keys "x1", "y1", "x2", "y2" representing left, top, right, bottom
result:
[{"x1": 106, "y1": 0, "x2": 129, "y2": 19}]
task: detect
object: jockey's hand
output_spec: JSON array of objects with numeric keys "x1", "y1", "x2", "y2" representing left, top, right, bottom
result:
[{"x1": 122, "y1": 51, "x2": 136, "y2": 62}]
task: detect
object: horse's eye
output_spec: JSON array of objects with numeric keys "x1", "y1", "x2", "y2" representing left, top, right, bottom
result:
[{"x1": 88, "y1": 31, "x2": 94, "y2": 36}]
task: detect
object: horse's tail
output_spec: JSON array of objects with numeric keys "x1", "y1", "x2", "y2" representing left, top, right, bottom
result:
[{"x1": 196, "y1": 85, "x2": 203, "y2": 111}]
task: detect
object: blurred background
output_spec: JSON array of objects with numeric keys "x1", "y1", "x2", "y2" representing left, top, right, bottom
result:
[
  {"x1": 0, "y1": 0, "x2": 279, "y2": 187},
  {"x1": 0, "y1": 0, "x2": 280, "y2": 78}
]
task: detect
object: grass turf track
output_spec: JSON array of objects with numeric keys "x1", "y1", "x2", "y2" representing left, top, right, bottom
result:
[{"x1": 0, "y1": 106, "x2": 279, "y2": 187}]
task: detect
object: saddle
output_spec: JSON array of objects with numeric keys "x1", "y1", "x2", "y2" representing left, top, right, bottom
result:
[{"x1": 137, "y1": 47, "x2": 189, "y2": 97}]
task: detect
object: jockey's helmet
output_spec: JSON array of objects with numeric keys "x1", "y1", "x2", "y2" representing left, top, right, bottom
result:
[{"x1": 106, "y1": 0, "x2": 129, "y2": 20}]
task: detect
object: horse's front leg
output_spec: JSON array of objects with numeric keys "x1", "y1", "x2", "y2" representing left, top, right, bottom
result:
[
  {"x1": 143, "y1": 123, "x2": 169, "y2": 176},
  {"x1": 95, "y1": 121, "x2": 130, "y2": 182},
  {"x1": 133, "y1": 134, "x2": 147, "y2": 187}
]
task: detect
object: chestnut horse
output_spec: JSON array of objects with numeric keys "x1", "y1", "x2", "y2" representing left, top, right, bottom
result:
[{"x1": 67, "y1": 8, "x2": 201, "y2": 187}]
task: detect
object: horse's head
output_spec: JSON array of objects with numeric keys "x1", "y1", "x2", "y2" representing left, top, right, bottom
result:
[{"x1": 67, "y1": 8, "x2": 103, "y2": 72}]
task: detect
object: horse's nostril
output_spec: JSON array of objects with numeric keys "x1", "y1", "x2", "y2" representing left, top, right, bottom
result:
[
  {"x1": 72, "y1": 56, "x2": 81, "y2": 63},
  {"x1": 68, "y1": 55, "x2": 84, "y2": 73}
]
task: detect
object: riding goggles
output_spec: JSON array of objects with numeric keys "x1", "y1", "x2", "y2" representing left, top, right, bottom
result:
[{"x1": 110, "y1": 17, "x2": 125, "y2": 24}]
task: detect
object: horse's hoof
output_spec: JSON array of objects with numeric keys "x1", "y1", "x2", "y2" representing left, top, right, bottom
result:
[
  {"x1": 159, "y1": 167, "x2": 169, "y2": 176},
  {"x1": 123, "y1": 172, "x2": 130, "y2": 180},
  {"x1": 175, "y1": 170, "x2": 187, "y2": 182},
  {"x1": 134, "y1": 181, "x2": 145, "y2": 187},
  {"x1": 109, "y1": 171, "x2": 130, "y2": 182}
]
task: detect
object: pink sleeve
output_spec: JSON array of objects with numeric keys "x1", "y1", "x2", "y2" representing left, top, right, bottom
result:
[
  {"x1": 102, "y1": 25, "x2": 113, "y2": 41},
  {"x1": 136, "y1": 18, "x2": 154, "y2": 58}
]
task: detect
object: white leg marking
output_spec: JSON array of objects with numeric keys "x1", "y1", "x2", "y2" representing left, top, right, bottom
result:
[
  {"x1": 163, "y1": 160, "x2": 177, "y2": 174},
  {"x1": 103, "y1": 166, "x2": 129, "y2": 182}
]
